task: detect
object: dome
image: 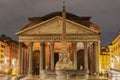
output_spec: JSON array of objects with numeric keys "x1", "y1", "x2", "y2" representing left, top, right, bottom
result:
[
  {"x1": 28, "y1": 12, "x2": 91, "y2": 22},
  {"x1": 22, "y1": 12, "x2": 92, "y2": 30}
]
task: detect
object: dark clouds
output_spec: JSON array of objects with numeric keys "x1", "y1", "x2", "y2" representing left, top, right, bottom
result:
[{"x1": 0, "y1": 0, "x2": 120, "y2": 45}]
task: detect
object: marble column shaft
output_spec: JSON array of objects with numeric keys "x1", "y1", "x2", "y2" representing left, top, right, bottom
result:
[
  {"x1": 84, "y1": 41, "x2": 88, "y2": 72},
  {"x1": 24, "y1": 48, "x2": 27, "y2": 75},
  {"x1": 28, "y1": 42, "x2": 33, "y2": 76},
  {"x1": 73, "y1": 42, "x2": 77, "y2": 70},
  {"x1": 50, "y1": 42, "x2": 54, "y2": 70},
  {"x1": 21, "y1": 47, "x2": 24, "y2": 75},
  {"x1": 40, "y1": 42, "x2": 46, "y2": 72},
  {"x1": 26, "y1": 50, "x2": 29, "y2": 74},
  {"x1": 18, "y1": 42, "x2": 22, "y2": 76},
  {"x1": 94, "y1": 41, "x2": 99, "y2": 73}
]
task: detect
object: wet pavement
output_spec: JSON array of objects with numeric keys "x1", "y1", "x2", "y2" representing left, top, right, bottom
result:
[{"x1": 1, "y1": 74, "x2": 120, "y2": 80}]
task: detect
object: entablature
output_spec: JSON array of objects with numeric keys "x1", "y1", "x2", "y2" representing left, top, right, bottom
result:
[{"x1": 18, "y1": 34, "x2": 100, "y2": 42}]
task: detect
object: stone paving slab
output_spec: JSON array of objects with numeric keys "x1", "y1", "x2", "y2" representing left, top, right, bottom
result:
[{"x1": 3, "y1": 74, "x2": 120, "y2": 80}]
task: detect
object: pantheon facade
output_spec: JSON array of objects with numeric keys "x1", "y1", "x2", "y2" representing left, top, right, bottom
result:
[{"x1": 16, "y1": 12, "x2": 101, "y2": 76}]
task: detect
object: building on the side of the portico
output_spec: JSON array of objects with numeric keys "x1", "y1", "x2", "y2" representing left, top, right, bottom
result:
[
  {"x1": 99, "y1": 46, "x2": 110, "y2": 75},
  {"x1": 109, "y1": 32, "x2": 120, "y2": 70},
  {"x1": 16, "y1": 12, "x2": 101, "y2": 76}
]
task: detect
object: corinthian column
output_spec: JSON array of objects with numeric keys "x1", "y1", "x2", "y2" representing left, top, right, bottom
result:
[
  {"x1": 18, "y1": 42, "x2": 22, "y2": 77},
  {"x1": 94, "y1": 41, "x2": 99, "y2": 74},
  {"x1": 21, "y1": 46, "x2": 24, "y2": 76},
  {"x1": 84, "y1": 41, "x2": 89, "y2": 72},
  {"x1": 50, "y1": 42, "x2": 54, "y2": 70},
  {"x1": 28, "y1": 42, "x2": 33, "y2": 76},
  {"x1": 72, "y1": 42, "x2": 77, "y2": 70},
  {"x1": 40, "y1": 42, "x2": 46, "y2": 73}
]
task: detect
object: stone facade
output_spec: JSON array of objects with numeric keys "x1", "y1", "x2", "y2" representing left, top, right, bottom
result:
[{"x1": 16, "y1": 12, "x2": 101, "y2": 78}]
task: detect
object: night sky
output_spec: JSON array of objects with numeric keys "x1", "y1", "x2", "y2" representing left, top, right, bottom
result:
[{"x1": 0, "y1": 0, "x2": 120, "y2": 46}]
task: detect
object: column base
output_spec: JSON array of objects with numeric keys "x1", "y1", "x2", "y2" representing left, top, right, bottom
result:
[
  {"x1": 86, "y1": 69, "x2": 89, "y2": 74},
  {"x1": 13, "y1": 75, "x2": 24, "y2": 80},
  {"x1": 73, "y1": 65, "x2": 77, "y2": 70},
  {"x1": 19, "y1": 75, "x2": 39, "y2": 80},
  {"x1": 92, "y1": 72, "x2": 99, "y2": 76}
]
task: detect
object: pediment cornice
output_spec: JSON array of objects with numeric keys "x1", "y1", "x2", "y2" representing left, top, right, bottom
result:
[{"x1": 16, "y1": 16, "x2": 99, "y2": 37}]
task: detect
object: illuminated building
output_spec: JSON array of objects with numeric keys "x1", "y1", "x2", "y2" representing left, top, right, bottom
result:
[
  {"x1": 109, "y1": 33, "x2": 120, "y2": 70},
  {"x1": 0, "y1": 34, "x2": 19, "y2": 74},
  {"x1": 99, "y1": 46, "x2": 110, "y2": 74},
  {"x1": 0, "y1": 39, "x2": 5, "y2": 65},
  {"x1": 16, "y1": 11, "x2": 101, "y2": 79},
  {"x1": 0, "y1": 34, "x2": 19, "y2": 59}
]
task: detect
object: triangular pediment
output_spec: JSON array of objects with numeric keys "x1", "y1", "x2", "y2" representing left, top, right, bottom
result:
[{"x1": 16, "y1": 16, "x2": 98, "y2": 36}]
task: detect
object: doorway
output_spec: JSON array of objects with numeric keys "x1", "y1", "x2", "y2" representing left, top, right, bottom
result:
[
  {"x1": 54, "y1": 53, "x2": 59, "y2": 66},
  {"x1": 32, "y1": 50, "x2": 40, "y2": 75},
  {"x1": 77, "y1": 50, "x2": 84, "y2": 70}
]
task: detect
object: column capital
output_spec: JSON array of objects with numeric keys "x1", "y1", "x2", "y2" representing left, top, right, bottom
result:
[
  {"x1": 40, "y1": 42, "x2": 45, "y2": 46},
  {"x1": 50, "y1": 41, "x2": 54, "y2": 45},
  {"x1": 19, "y1": 42, "x2": 22, "y2": 46},
  {"x1": 19, "y1": 42, "x2": 25, "y2": 46},
  {"x1": 83, "y1": 41, "x2": 88, "y2": 44},
  {"x1": 72, "y1": 41, "x2": 77, "y2": 46},
  {"x1": 72, "y1": 41, "x2": 77, "y2": 43},
  {"x1": 83, "y1": 41, "x2": 88, "y2": 48},
  {"x1": 29, "y1": 42, "x2": 33, "y2": 46},
  {"x1": 94, "y1": 41, "x2": 98, "y2": 46}
]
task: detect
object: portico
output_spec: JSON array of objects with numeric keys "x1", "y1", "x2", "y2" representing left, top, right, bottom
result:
[{"x1": 16, "y1": 12, "x2": 101, "y2": 78}]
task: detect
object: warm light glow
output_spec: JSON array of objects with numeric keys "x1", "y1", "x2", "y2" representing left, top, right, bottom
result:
[
  {"x1": 12, "y1": 68, "x2": 18, "y2": 76},
  {"x1": 116, "y1": 56, "x2": 119, "y2": 61},
  {"x1": 12, "y1": 58, "x2": 17, "y2": 68},
  {"x1": 11, "y1": 58, "x2": 18, "y2": 76},
  {"x1": 0, "y1": 65, "x2": 3, "y2": 71},
  {"x1": 4, "y1": 69, "x2": 9, "y2": 74},
  {"x1": 4, "y1": 56, "x2": 10, "y2": 65},
  {"x1": 0, "y1": 64, "x2": 5, "y2": 74},
  {"x1": 111, "y1": 57, "x2": 114, "y2": 68}
]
